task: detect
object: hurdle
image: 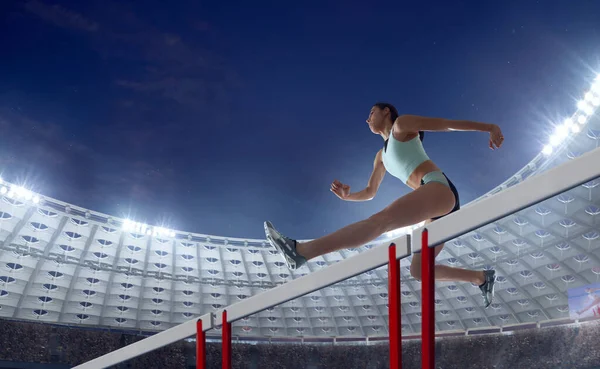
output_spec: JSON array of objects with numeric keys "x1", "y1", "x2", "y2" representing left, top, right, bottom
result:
[
  {"x1": 214, "y1": 236, "x2": 411, "y2": 369},
  {"x1": 72, "y1": 313, "x2": 213, "y2": 369},
  {"x1": 72, "y1": 235, "x2": 411, "y2": 368}
]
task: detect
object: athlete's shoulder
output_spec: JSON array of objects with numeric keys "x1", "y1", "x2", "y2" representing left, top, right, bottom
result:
[
  {"x1": 374, "y1": 148, "x2": 383, "y2": 162},
  {"x1": 393, "y1": 114, "x2": 420, "y2": 134},
  {"x1": 392, "y1": 115, "x2": 420, "y2": 141}
]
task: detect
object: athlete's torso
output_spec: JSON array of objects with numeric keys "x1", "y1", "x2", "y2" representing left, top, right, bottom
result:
[
  {"x1": 588, "y1": 290, "x2": 600, "y2": 299},
  {"x1": 381, "y1": 128, "x2": 436, "y2": 187}
]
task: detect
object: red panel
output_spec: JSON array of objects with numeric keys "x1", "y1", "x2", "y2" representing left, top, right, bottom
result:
[{"x1": 421, "y1": 229, "x2": 434, "y2": 369}]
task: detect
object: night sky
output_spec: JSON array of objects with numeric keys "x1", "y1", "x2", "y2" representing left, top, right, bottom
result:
[{"x1": 1, "y1": 0, "x2": 600, "y2": 240}]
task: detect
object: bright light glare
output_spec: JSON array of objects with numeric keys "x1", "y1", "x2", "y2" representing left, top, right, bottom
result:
[
  {"x1": 542, "y1": 145, "x2": 553, "y2": 155},
  {"x1": 556, "y1": 124, "x2": 569, "y2": 137},
  {"x1": 121, "y1": 220, "x2": 175, "y2": 238},
  {"x1": 548, "y1": 125, "x2": 569, "y2": 147},
  {"x1": 549, "y1": 135, "x2": 561, "y2": 147},
  {"x1": 32, "y1": 196, "x2": 40, "y2": 204},
  {"x1": 0, "y1": 187, "x2": 6, "y2": 195},
  {"x1": 564, "y1": 118, "x2": 573, "y2": 127},
  {"x1": 14, "y1": 186, "x2": 27, "y2": 198},
  {"x1": 136, "y1": 223, "x2": 147, "y2": 234},
  {"x1": 571, "y1": 124, "x2": 581, "y2": 133},
  {"x1": 578, "y1": 115, "x2": 588, "y2": 124},
  {"x1": 122, "y1": 219, "x2": 138, "y2": 232},
  {"x1": 583, "y1": 104, "x2": 593, "y2": 115},
  {"x1": 585, "y1": 92, "x2": 594, "y2": 101},
  {"x1": 151, "y1": 226, "x2": 173, "y2": 237},
  {"x1": 577, "y1": 100, "x2": 594, "y2": 115}
]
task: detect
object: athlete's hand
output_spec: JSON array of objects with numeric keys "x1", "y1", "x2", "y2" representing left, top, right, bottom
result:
[
  {"x1": 488, "y1": 124, "x2": 504, "y2": 150},
  {"x1": 330, "y1": 179, "x2": 350, "y2": 200}
]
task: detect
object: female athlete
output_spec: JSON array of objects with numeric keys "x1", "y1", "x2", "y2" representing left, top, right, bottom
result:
[
  {"x1": 576, "y1": 287, "x2": 600, "y2": 316},
  {"x1": 265, "y1": 102, "x2": 504, "y2": 307}
]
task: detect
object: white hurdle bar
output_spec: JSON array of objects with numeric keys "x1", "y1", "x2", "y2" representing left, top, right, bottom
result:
[
  {"x1": 413, "y1": 146, "x2": 600, "y2": 369},
  {"x1": 72, "y1": 236, "x2": 410, "y2": 369},
  {"x1": 215, "y1": 235, "x2": 411, "y2": 369},
  {"x1": 72, "y1": 313, "x2": 213, "y2": 369}
]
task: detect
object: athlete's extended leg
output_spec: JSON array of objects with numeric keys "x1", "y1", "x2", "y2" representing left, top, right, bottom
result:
[
  {"x1": 264, "y1": 182, "x2": 455, "y2": 269},
  {"x1": 410, "y1": 221, "x2": 485, "y2": 285},
  {"x1": 577, "y1": 296, "x2": 600, "y2": 315},
  {"x1": 410, "y1": 245, "x2": 477, "y2": 283},
  {"x1": 409, "y1": 221, "x2": 496, "y2": 308}
]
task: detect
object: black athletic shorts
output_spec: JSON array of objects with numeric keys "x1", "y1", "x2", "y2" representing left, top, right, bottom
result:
[{"x1": 420, "y1": 172, "x2": 460, "y2": 221}]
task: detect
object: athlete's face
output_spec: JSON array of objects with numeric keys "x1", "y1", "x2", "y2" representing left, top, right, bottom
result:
[{"x1": 366, "y1": 106, "x2": 388, "y2": 134}]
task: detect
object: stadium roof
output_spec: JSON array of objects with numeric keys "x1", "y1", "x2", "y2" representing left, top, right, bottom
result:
[{"x1": 1, "y1": 75, "x2": 599, "y2": 339}]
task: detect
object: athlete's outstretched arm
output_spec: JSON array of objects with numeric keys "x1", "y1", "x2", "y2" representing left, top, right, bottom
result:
[
  {"x1": 396, "y1": 114, "x2": 493, "y2": 132},
  {"x1": 396, "y1": 115, "x2": 504, "y2": 150},
  {"x1": 577, "y1": 296, "x2": 600, "y2": 315},
  {"x1": 331, "y1": 149, "x2": 385, "y2": 201}
]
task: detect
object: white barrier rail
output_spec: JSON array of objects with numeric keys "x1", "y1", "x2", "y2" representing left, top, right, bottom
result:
[
  {"x1": 71, "y1": 236, "x2": 410, "y2": 369},
  {"x1": 412, "y1": 146, "x2": 600, "y2": 251},
  {"x1": 72, "y1": 313, "x2": 213, "y2": 369},
  {"x1": 215, "y1": 235, "x2": 411, "y2": 325}
]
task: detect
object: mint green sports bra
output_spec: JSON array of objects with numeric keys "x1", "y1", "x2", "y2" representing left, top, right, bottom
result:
[{"x1": 382, "y1": 132, "x2": 430, "y2": 184}]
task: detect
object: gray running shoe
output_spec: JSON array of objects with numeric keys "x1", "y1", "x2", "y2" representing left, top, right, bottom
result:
[
  {"x1": 479, "y1": 270, "x2": 496, "y2": 308},
  {"x1": 264, "y1": 221, "x2": 307, "y2": 270}
]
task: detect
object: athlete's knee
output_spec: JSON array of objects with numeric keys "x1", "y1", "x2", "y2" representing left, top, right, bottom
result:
[
  {"x1": 410, "y1": 262, "x2": 422, "y2": 281},
  {"x1": 367, "y1": 210, "x2": 399, "y2": 234}
]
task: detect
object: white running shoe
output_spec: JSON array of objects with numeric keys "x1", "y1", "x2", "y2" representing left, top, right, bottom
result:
[{"x1": 264, "y1": 221, "x2": 307, "y2": 270}]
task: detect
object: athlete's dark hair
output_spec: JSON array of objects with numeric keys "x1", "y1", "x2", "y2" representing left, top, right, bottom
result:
[{"x1": 373, "y1": 102, "x2": 424, "y2": 142}]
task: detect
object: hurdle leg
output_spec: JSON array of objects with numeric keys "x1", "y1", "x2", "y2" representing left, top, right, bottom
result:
[
  {"x1": 421, "y1": 229, "x2": 435, "y2": 369},
  {"x1": 196, "y1": 319, "x2": 206, "y2": 369},
  {"x1": 388, "y1": 243, "x2": 402, "y2": 369},
  {"x1": 222, "y1": 310, "x2": 231, "y2": 369}
]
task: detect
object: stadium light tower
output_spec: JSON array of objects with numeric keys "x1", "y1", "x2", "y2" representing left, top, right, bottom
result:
[{"x1": 542, "y1": 73, "x2": 600, "y2": 156}]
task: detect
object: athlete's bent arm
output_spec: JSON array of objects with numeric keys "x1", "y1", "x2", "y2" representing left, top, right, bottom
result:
[
  {"x1": 345, "y1": 149, "x2": 386, "y2": 202},
  {"x1": 396, "y1": 114, "x2": 494, "y2": 132},
  {"x1": 396, "y1": 115, "x2": 504, "y2": 149}
]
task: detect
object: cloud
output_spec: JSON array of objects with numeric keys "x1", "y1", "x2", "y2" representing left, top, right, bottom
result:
[
  {"x1": 107, "y1": 29, "x2": 238, "y2": 116},
  {"x1": 23, "y1": 0, "x2": 99, "y2": 32},
  {"x1": 22, "y1": 1, "x2": 236, "y2": 115}
]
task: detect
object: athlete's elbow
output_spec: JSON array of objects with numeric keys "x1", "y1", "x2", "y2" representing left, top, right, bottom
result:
[{"x1": 364, "y1": 187, "x2": 377, "y2": 201}]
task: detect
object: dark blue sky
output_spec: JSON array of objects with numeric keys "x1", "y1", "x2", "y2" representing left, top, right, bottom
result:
[{"x1": 1, "y1": 0, "x2": 600, "y2": 239}]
